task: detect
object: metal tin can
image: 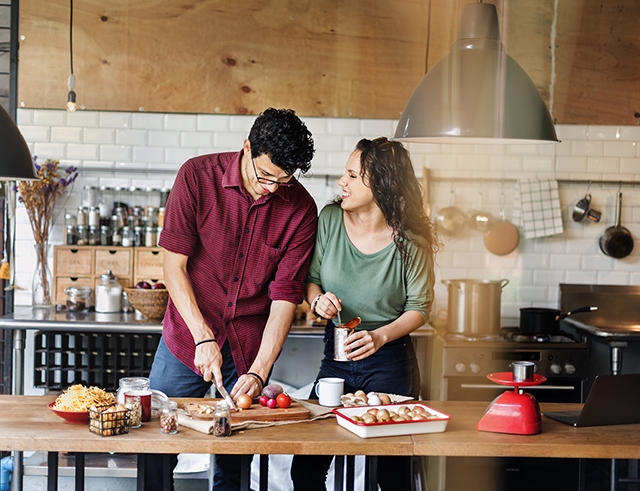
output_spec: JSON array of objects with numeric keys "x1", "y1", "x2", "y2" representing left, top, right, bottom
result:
[{"x1": 333, "y1": 327, "x2": 352, "y2": 361}]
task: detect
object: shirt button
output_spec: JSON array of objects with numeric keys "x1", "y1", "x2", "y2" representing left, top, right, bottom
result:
[
  {"x1": 228, "y1": 302, "x2": 232, "y2": 307},
  {"x1": 239, "y1": 253, "x2": 244, "y2": 258},
  {"x1": 245, "y1": 228, "x2": 250, "y2": 234},
  {"x1": 233, "y1": 277, "x2": 239, "y2": 282}
]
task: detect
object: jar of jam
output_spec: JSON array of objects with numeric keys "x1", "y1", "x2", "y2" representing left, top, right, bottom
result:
[{"x1": 64, "y1": 286, "x2": 92, "y2": 312}]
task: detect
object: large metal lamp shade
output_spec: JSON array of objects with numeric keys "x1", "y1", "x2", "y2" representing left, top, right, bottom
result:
[
  {"x1": 393, "y1": 2, "x2": 559, "y2": 144},
  {"x1": 0, "y1": 104, "x2": 37, "y2": 180}
]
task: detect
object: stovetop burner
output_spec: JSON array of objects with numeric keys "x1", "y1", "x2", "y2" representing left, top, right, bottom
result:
[
  {"x1": 442, "y1": 327, "x2": 581, "y2": 345},
  {"x1": 444, "y1": 332, "x2": 504, "y2": 343}
]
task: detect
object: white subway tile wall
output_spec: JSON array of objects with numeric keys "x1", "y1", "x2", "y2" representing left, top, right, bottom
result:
[{"x1": 14, "y1": 109, "x2": 640, "y2": 321}]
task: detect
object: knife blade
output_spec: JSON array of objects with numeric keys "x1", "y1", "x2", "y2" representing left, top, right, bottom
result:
[{"x1": 217, "y1": 384, "x2": 237, "y2": 410}]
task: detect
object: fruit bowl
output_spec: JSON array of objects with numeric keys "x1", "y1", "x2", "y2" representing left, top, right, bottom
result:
[
  {"x1": 48, "y1": 401, "x2": 90, "y2": 424},
  {"x1": 124, "y1": 287, "x2": 169, "y2": 319}
]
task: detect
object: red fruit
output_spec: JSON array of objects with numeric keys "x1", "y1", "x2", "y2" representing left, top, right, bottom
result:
[
  {"x1": 259, "y1": 395, "x2": 269, "y2": 407},
  {"x1": 135, "y1": 281, "x2": 151, "y2": 289},
  {"x1": 276, "y1": 393, "x2": 291, "y2": 409},
  {"x1": 266, "y1": 398, "x2": 277, "y2": 409},
  {"x1": 152, "y1": 282, "x2": 166, "y2": 290}
]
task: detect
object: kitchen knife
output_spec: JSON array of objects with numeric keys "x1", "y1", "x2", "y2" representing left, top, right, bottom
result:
[{"x1": 217, "y1": 384, "x2": 237, "y2": 410}]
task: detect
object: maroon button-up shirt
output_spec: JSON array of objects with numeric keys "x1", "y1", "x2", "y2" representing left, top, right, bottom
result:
[{"x1": 158, "y1": 150, "x2": 318, "y2": 375}]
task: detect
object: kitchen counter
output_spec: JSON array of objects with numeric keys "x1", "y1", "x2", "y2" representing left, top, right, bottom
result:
[
  {"x1": 0, "y1": 306, "x2": 435, "y2": 338},
  {"x1": 2, "y1": 396, "x2": 640, "y2": 491}
]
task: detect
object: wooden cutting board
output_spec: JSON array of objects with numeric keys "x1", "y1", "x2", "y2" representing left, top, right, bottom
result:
[{"x1": 181, "y1": 399, "x2": 310, "y2": 423}]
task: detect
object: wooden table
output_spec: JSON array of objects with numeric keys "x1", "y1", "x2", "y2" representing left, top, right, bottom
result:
[{"x1": 2, "y1": 396, "x2": 640, "y2": 491}]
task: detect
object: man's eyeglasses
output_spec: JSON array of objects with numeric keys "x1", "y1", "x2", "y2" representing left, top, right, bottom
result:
[{"x1": 251, "y1": 158, "x2": 297, "y2": 188}]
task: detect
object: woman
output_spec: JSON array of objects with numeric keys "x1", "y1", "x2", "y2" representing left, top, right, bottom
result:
[{"x1": 290, "y1": 137, "x2": 438, "y2": 490}]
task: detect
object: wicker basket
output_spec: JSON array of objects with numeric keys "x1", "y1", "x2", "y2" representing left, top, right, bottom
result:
[{"x1": 124, "y1": 287, "x2": 169, "y2": 319}]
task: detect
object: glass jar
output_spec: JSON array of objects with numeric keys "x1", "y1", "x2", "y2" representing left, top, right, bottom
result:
[
  {"x1": 117, "y1": 376, "x2": 150, "y2": 404},
  {"x1": 121, "y1": 226, "x2": 134, "y2": 247},
  {"x1": 64, "y1": 286, "x2": 92, "y2": 312},
  {"x1": 100, "y1": 225, "x2": 112, "y2": 246},
  {"x1": 160, "y1": 401, "x2": 179, "y2": 434},
  {"x1": 77, "y1": 225, "x2": 89, "y2": 245},
  {"x1": 88, "y1": 225, "x2": 100, "y2": 245},
  {"x1": 95, "y1": 270, "x2": 122, "y2": 313},
  {"x1": 125, "y1": 395, "x2": 142, "y2": 429},
  {"x1": 65, "y1": 225, "x2": 77, "y2": 245},
  {"x1": 145, "y1": 227, "x2": 157, "y2": 247},
  {"x1": 213, "y1": 401, "x2": 232, "y2": 437},
  {"x1": 77, "y1": 206, "x2": 88, "y2": 226}
]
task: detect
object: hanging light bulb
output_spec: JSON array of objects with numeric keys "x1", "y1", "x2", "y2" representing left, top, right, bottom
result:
[
  {"x1": 66, "y1": 74, "x2": 76, "y2": 112},
  {"x1": 65, "y1": 0, "x2": 77, "y2": 112}
]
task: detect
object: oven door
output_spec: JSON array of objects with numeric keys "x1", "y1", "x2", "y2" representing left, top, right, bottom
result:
[{"x1": 444, "y1": 376, "x2": 583, "y2": 403}]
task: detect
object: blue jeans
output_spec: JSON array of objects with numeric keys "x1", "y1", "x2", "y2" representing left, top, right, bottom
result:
[
  {"x1": 145, "y1": 337, "x2": 251, "y2": 491},
  {"x1": 290, "y1": 322, "x2": 420, "y2": 491}
]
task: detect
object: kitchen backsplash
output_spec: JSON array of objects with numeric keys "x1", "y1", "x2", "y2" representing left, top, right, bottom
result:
[{"x1": 14, "y1": 109, "x2": 640, "y2": 322}]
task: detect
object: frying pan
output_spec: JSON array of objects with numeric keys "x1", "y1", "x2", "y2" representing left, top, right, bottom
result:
[
  {"x1": 520, "y1": 306, "x2": 598, "y2": 335},
  {"x1": 435, "y1": 190, "x2": 466, "y2": 236},
  {"x1": 599, "y1": 192, "x2": 634, "y2": 259}
]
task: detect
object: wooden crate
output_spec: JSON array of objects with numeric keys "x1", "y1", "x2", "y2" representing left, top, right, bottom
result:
[{"x1": 134, "y1": 247, "x2": 164, "y2": 284}]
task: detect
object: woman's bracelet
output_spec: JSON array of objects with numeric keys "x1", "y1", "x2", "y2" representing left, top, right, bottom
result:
[
  {"x1": 311, "y1": 294, "x2": 323, "y2": 318},
  {"x1": 247, "y1": 372, "x2": 264, "y2": 389},
  {"x1": 195, "y1": 338, "x2": 217, "y2": 347}
]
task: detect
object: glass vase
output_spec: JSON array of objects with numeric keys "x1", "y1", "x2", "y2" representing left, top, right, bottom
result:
[{"x1": 32, "y1": 241, "x2": 53, "y2": 308}]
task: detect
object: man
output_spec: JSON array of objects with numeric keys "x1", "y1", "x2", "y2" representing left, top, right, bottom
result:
[{"x1": 147, "y1": 108, "x2": 317, "y2": 490}]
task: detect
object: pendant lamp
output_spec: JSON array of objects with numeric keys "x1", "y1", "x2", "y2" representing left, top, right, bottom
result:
[
  {"x1": 0, "y1": 105, "x2": 37, "y2": 180},
  {"x1": 393, "y1": 1, "x2": 559, "y2": 144}
]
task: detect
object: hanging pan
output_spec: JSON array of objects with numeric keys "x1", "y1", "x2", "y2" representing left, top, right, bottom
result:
[{"x1": 599, "y1": 192, "x2": 634, "y2": 259}]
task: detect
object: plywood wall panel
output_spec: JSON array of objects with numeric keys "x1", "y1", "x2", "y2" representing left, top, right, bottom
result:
[
  {"x1": 17, "y1": 0, "x2": 640, "y2": 124},
  {"x1": 18, "y1": 0, "x2": 429, "y2": 118}
]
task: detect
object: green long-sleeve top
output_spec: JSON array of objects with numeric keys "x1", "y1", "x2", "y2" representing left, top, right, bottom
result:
[{"x1": 306, "y1": 204, "x2": 435, "y2": 331}]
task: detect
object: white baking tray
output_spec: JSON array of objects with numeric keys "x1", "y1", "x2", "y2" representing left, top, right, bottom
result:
[{"x1": 333, "y1": 403, "x2": 450, "y2": 439}]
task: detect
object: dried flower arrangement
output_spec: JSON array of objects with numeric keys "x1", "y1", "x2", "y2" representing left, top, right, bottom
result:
[{"x1": 14, "y1": 158, "x2": 78, "y2": 305}]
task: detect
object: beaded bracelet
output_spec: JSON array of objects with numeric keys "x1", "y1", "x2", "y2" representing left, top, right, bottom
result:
[
  {"x1": 247, "y1": 371, "x2": 264, "y2": 389},
  {"x1": 195, "y1": 338, "x2": 217, "y2": 347}
]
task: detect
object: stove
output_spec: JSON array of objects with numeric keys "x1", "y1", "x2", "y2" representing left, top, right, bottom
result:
[{"x1": 431, "y1": 327, "x2": 588, "y2": 403}]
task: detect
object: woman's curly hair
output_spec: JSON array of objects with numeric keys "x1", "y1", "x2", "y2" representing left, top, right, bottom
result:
[
  {"x1": 248, "y1": 108, "x2": 315, "y2": 175},
  {"x1": 352, "y1": 137, "x2": 438, "y2": 265}
]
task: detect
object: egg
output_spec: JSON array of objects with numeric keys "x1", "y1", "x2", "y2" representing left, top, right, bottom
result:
[{"x1": 367, "y1": 394, "x2": 382, "y2": 405}]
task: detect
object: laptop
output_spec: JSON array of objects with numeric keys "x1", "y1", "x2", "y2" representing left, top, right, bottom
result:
[{"x1": 544, "y1": 373, "x2": 640, "y2": 427}]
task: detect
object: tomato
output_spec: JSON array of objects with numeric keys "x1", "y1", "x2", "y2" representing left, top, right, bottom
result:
[
  {"x1": 236, "y1": 393, "x2": 252, "y2": 410},
  {"x1": 276, "y1": 392, "x2": 292, "y2": 409}
]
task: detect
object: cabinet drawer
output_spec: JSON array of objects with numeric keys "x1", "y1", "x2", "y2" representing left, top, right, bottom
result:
[
  {"x1": 54, "y1": 247, "x2": 94, "y2": 276},
  {"x1": 55, "y1": 277, "x2": 93, "y2": 306},
  {"x1": 95, "y1": 248, "x2": 133, "y2": 277},
  {"x1": 134, "y1": 248, "x2": 164, "y2": 280}
]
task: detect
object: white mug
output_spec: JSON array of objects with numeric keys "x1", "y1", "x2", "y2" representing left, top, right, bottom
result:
[{"x1": 315, "y1": 377, "x2": 344, "y2": 406}]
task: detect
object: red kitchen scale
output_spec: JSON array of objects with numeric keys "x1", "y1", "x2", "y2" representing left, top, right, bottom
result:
[{"x1": 477, "y1": 372, "x2": 547, "y2": 435}]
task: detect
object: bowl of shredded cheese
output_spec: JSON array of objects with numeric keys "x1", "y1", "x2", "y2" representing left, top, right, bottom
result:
[{"x1": 49, "y1": 384, "x2": 116, "y2": 424}]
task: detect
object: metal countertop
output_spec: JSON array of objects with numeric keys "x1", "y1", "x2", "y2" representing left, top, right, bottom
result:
[{"x1": 0, "y1": 306, "x2": 434, "y2": 338}]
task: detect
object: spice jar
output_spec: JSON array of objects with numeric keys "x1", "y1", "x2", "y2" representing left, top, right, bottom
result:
[
  {"x1": 213, "y1": 401, "x2": 232, "y2": 437},
  {"x1": 64, "y1": 286, "x2": 92, "y2": 312},
  {"x1": 117, "y1": 376, "x2": 150, "y2": 404},
  {"x1": 160, "y1": 401, "x2": 179, "y2": 434},
  {"x1": 95, "y1": 270, "x2": 122, "y2": 313}
]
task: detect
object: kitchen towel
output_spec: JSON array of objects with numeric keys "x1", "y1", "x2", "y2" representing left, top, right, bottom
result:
[{"x1": 513, "y1": 179, "x2": 564, "y2": 239}]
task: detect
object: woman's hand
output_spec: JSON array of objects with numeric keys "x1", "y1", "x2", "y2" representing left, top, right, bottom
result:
[
  {"x1": 312, "y1": 291, "x2": 341, "y2": 320},
  {"x1": 344, "y1": 329, "x2": 384, "y2": 361}
]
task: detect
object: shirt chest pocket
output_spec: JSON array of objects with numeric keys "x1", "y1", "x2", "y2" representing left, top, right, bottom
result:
[{"x1": 252, "y1": 242, "x2": 287, "y2": 284}]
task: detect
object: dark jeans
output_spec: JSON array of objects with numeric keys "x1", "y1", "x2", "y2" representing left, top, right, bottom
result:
[
  {"x1": 291, "y1": 322, "x2": 420, "y2": 491},
  {"x1": 145, "y1": 337, "x2": 250, "y2": 491}
]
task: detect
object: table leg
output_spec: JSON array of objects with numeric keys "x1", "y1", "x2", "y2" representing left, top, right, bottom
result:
[
  {"x1": 346, "y1": 456, "x2": 355, "y2": 491},
  {"x1": 47, "y1": 452, "x2": 58, "y2": 491},
  {"x1": 259, "y1": 455, "x2": 269, "y2": 491},
  {"x1": 240, "y1": 455, "x2": 251, "y2": 491},
  {"x1": 364, "y1": 456, "x2": 377, "y2": 491},
  {"x1": 162, "y1": 455, "x2": 172, "y2": 491},
  {"x1": 74, "y1": 453, "x2": 85, "y2": 491},
  {"x1": 136, "y1": 454, "x2": 146, "y2": 491},
  {"x1": 334, "y1": 456, "x2": 344, "y2": 491}
]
